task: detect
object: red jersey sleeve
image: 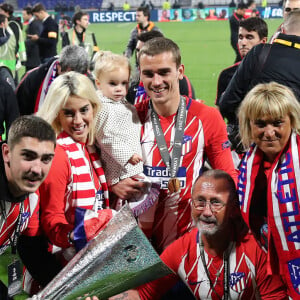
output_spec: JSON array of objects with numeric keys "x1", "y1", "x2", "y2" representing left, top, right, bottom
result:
[
  {"x1": 240, "y1": 234, "x2": 288, "y2": 299},
  {"x1": 40, "y1": 145, "x2": 73, "y2": 248},
  {"x1": 196, "y1": 103, "x2": 238, "y2": 183},
  {"x1": 22, "y1": 192, "x2": 41, "y2": 236}
]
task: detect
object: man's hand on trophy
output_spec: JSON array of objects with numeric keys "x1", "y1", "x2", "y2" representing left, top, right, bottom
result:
[
  {"x1": 76, "y1": 295, "x2": 99, "y2": 300},
  {"x1": 111, "y1": 177, "x2": 146, "y2": 199},
  {"x1": 77, "y1": 290, "x2": 141, "y2": 300}
]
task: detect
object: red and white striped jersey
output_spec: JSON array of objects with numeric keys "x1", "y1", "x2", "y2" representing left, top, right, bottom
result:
[
  {"x1": 136, "y1": 97, "x2": 237, "y2": 252},
  {"x1": 138, "y1": 228, "x2": 288, "y2": 300},
  {"x1": 0, "y1": 193, "x2": 39, "y2": 255}
]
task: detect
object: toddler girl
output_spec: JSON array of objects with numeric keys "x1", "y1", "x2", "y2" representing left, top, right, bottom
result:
[{"x1": 93, "y1": 51, "x2": 159, "y2": 236}]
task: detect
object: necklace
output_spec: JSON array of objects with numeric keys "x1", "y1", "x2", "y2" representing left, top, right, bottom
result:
[
  {"x1": 199, "y1": 234, "x2": 233, "y2": 300},
  {"x1": 208, "y1": 256, "x2": 224, "y2": 277}
]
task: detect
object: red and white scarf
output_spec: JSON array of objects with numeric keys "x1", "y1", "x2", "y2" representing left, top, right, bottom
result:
[
  {"x1": 23, "y1": 133, "x2": 111, "y2": 294},
  {"x1": 57, "y1": 132, "x2": 109, "y2": 211},
  {"x1": 238, "y1": 132, "x2": 300, "y2": 298}
]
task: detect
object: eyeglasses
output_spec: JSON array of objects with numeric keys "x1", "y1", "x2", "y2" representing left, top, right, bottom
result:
[
  {"x1": 192, "y1": 199, "x2": 226, "y2": 213},
  {"x1": 285, "y1": 7, "x2": 300, "y2": 12}
]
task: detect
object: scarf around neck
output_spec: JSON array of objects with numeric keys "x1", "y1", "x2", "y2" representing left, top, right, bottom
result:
[
  {"x1": 238, "y1": 132, "x2": 300, "y2": 298},
  {"x1": 57, "y1": 132, "x2": 109, "y2": 211}
]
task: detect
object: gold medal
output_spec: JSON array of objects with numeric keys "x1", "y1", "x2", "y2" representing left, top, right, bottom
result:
[{"x1": 168, "y1": 178, "x2": 181, "y2": 193}]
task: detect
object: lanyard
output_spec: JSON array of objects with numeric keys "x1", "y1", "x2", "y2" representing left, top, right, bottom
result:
[
  {"x1": 150, "y1": 96, "x2": 186, "y2": 179},
  {"x1": 0, "y1": 200, "x2": 24, "y2": 255},
  {"x1": 199, "y1": 235, "x2": 232, "y2": 300}
]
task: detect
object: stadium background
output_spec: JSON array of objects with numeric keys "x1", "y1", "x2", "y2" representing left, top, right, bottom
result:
[
  {"x1": 89, "y1": 19, "x2": 281, "y2": 106},
  {"x1": 10, "y1": 2, "x2": 284, "y2": 105},
  {"x1": 0, "y1": 2, "x2": 282, "y2": 298}
]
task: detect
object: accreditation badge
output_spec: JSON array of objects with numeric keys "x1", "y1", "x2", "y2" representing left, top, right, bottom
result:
[{"x1": 8, "y1": 259, "x2": 22, "y2": 297}]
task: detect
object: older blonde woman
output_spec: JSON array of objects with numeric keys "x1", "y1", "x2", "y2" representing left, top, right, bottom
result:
[
  {"x1": 238, "y1": 81, "x2": 300, "y2": 299},
  {"x1": 37, "y1": 72, "x2": 113, "y2": 256}
]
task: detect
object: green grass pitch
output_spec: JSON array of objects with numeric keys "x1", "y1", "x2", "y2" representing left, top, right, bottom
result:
[
  {"x1": 92, "y1": 18, "x2": 282, "y2": 106},
  {"x1": 0, "y1": 18, "x2": 282, "y2": 300}
]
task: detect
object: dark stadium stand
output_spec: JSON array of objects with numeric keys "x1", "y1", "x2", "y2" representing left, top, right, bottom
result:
[{"x1": 17, "y1": 0, "x2": 102, "y2": 10}]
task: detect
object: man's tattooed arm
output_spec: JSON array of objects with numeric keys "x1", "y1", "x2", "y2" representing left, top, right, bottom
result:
[{"x1": 109, "y1": 290, "x2": 141, "y2": 300}]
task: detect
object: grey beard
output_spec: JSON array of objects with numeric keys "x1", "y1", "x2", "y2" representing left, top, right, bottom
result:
[{"x1": 197, "y1": 221, "x2": 219, "y2": 236}]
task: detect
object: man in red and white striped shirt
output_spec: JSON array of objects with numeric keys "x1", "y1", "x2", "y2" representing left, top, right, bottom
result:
[
  {"x1": 0, "y1": 115, "x2": 56, "y2": 298},
  {"x1": 112, "y1": 37, "x2": 237, "y2": 253},
  {"x1": 111, "y1": 170, "x2": 288, "y2": 300}
]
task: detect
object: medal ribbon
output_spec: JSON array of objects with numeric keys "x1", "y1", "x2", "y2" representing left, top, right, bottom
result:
[{"x1": 150, "y1": 96, "x2": 186, "y2": 179}]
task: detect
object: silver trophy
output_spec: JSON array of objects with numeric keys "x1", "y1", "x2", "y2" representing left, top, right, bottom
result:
[{"x1": 30, "y1": 205, "x2": 172, "y2": 299}]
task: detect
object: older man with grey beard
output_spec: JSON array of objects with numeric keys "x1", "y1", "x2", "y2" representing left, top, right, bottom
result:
[{"x1": 110, "y1": 170, "x2": 288, "y2": 300}]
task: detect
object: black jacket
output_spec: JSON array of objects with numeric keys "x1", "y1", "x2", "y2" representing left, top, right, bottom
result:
[
  {"x1": 16, "y1": 57, "x2": 57, "y2": 115},
  {"x1": 215, "y1": 62, "x2": 240, "y2": 106},
  {"x1": 0, "y1": 77, "x2": 19, "y2": 137},
  {"x1": 124, "y1": 22, "x2": 161, "y2": 59},
  {"x1": 37, "y1": 16, "x2": 58, "y2": 61},
  {"x1": 25, "y1": 19, "x2": 43, "y2": 69},
  {"x1": 219, "y1": 34, "x2": 300, "y2": 124},
  {"x1": 229, "y1": 12, "x2": 243, "y2": 49}
]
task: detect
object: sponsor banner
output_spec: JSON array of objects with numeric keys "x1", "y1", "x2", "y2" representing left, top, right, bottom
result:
[
  {"x1": 143, "y1": 166, "x2": 187, "y2": 190},
  {"x1": 54, "y1": 7, "x2": 282, "y2": 24},
  {"x1": 89, "y1": 11, "x2": 136, "y2": 23},
  {"x1": 262, "y1": 6, "x2": 283, "y2": 18},
  {"x1": 159, "y1": 7, "x2": 232, "y2": 22}
]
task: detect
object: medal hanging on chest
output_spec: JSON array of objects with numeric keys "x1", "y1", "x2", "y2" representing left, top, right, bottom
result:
[
  {"x1": 150, "y1": 97, "x2": 187, "y2": 193},
  {"x1": 168, "y1": 177, "x2": 181, "y2": 193}
]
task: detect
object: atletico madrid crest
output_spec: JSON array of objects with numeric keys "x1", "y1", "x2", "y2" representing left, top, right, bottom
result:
[{"x1": 229, "y1": 272, "x2": 246, "y2": 293}]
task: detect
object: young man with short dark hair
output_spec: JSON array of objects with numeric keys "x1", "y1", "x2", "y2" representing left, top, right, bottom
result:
[
  {"x1": 113, "y1": 37, "x2": 236, "y2": 254},
  {"x1": 216, "y1": 17, "x2": 268, "y2": 106},
  {"x1": 30, "y1": 3, "x2": 58, "y2": 63},
  {"x1": 22, "y1": 6, "x2": 43, "y2": 71},
  {"x1": 220, "y1": 10, "x2": 300, "y2": 127},
  {"x1": 229, "y1": 2, "x2": 247, "y2": 62},
  {"x1": 0, "y1": 115, "x2": 56, "y2": 299},
  {"x1": 61, "y1": 11, "x2": 99, "y2": 61},
  {"x1": 124, "y1": 6, "x2": 161, "y2": 59}
]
